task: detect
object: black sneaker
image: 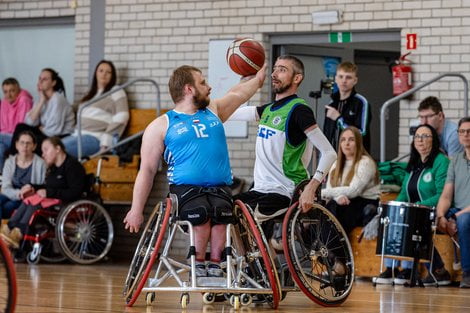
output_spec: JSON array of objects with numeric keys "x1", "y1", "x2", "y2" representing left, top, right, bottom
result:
[
  {"x1": 422, "y1": 268, "x2": 451, "y2": 286},
  {"x1": 374, "y1": 267, "x2": 398, "y2": 285},
  {"x1": 394, "y1": 268, "x2": 412, "y2": 285},
  {"x1": 207, "y1": 263, "x2": 223, "y2": 277},
  {"x1": 460, "y1": 271, "x2": 470, "y2": 288}
]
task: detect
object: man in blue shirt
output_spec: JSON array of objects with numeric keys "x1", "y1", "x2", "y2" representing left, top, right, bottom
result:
[
  {"x1": 417, "y1": 96, "x2": 463, "y2": 157},
  {"x1": 124, "y1": 64, "x2": 266, "y2": 277}
]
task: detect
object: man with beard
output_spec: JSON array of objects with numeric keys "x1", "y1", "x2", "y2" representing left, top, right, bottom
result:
[
  {"x1": 229, "y1": 55, "x2": 337, "y2": 238},
  {"x1": 124, "y1": 64, "x2": 266, "y2": 277},
  {"x1": 323, "y1": 62, "x2": 371, "y2": 151}
]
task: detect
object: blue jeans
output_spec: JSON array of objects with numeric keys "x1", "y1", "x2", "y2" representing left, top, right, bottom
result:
[
  {"x1": 0, "y1": 193, "x2": 21, "y2": 219},
  {"x1": 62, "y1": 134, "x2": 100, "y2": 158},
  {"x1": 0, "y1": 133, "x2": 13, "y2": 172},
  {"x1": 448, "y1": 208, "x2": 470, "y2": 272},
  {"x1": 384, "y1": 258, "x2": 413, "y2": 269}
]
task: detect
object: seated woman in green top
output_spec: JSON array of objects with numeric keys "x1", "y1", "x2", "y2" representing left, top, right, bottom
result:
[{"x1": 375, "y1": 124, "x2": 451, "y2": 286}]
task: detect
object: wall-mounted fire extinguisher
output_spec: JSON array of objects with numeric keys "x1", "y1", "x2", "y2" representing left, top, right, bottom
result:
[{"x1": 392, "y1": 52, "x2": 413, "y2": 96}]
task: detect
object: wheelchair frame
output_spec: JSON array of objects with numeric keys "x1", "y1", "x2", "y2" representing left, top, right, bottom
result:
[
  {"x1": 123, "y1": 194, "x2": 355, "y2": 309},
  {"x1": 21, "y1": 198, "x2": 114, "y2": 265}
]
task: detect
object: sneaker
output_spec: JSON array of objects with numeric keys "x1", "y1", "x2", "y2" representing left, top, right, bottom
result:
[
  {"x1": 460, "y1": 271, "x2": 470, "y2": 288},
  {"x1": 1, "y1": 224, "x2": 10, "y2": 236},
  {"x1": 321, "y1": 260, "x2": 347, "y2": 280},
  {"x1": 195, "y1": 263, "x2": 207, "y2": 277},
  {"x1": 422, "y1": 268, "x2": 451, "y2": 286},
  {"x1": 270, "y1": 237, "x2": 284, "y2": 252},
  {"x1": 10, "y1": 228, "x2": 22, "y2": 245},
  {"x1": 374, "y1": 267, "x2": 397, "y2": 285},
  {"x1": 394, "y1": 268, "x2": 412, "y2": 285},
  {"x1": 0, "y1": 233, "x2": 19, "y2": 249},
  {"x1": 207, "y1": 263, "x2": 223, "y2": 277}
]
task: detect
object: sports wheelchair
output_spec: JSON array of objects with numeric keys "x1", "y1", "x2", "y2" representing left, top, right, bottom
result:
[
  {"x1": 20, "y1": 173, "x2": 114, "y2": 265},
  {"x1": 123, "y1": 182, "x2": 354, "y2": 309}
]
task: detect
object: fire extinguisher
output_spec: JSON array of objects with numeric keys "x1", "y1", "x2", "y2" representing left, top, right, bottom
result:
[{"x1": 392, "y1": 52, "x2": 413, "y2": 96}]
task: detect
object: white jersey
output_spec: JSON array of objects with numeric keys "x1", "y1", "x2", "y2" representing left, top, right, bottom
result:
[{"x1": 253, "y1": 98, "x2": 313, "y2": 198}]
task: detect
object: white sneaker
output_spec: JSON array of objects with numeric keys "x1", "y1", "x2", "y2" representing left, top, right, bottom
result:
[
  {"x1": 195, "y1": 263, "x2": 207, "y2": 277},
  {"x1": 207, "y1": 263, "x2": 223, "y2": 277}
]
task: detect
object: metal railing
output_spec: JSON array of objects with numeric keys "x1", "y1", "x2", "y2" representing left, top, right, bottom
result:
[
  {"x1": 380, "y1": 73, "x2": 468, "y2": 162},
  {"x1": 76, "y1": 78, "x2": 161, "y2": 161}
]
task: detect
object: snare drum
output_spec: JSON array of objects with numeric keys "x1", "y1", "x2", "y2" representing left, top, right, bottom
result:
[{"x1": 376, "y1": 201, "x2": 434, "y2": 261}]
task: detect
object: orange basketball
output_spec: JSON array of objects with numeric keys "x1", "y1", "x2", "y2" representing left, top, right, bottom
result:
[{"x1": 226, "y1": 38, "x2": 265, "y2": 76}]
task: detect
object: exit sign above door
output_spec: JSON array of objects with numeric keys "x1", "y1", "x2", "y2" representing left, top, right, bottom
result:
[{"x1": 329, "y1": 32, "x2": 352, "y2": 43}]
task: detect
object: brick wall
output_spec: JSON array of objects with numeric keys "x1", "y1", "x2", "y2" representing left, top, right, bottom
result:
[
  {"x1": 3, "y1": 0, "x2": 470, "y2": 176},
  {"x1": 2, "y1": 0, "x2": 470, "y2": 257}
]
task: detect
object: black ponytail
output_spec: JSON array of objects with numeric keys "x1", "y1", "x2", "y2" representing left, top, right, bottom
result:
[{"x1": 42, "y1": 68, "x2": 66, "y2": 97}]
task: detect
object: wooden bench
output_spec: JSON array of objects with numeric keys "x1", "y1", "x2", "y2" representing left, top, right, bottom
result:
[{"x1": 82, "y1": 108, "x2": 167, "y2": 203}]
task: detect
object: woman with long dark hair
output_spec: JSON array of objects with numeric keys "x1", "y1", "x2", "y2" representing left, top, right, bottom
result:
[
  {"x1": 375, "y1": 124, "x2": 451, "y2": 286},
  {"x1": 62, "y1": 60, "x2": 129, "y2": 158},
  {"x1": 9, "y1": 68, "x2": 75, "y2": 155}
]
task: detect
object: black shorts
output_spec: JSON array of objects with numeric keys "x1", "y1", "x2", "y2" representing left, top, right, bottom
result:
[
  {"x1": 233, "y1": 190, "x2": 290, "y2": 216},
  {"x1": 169, "y1": 184, "x2": 234, "y2": 226}
]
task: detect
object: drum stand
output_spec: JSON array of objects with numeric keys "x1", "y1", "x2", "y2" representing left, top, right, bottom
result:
[
  {"x1": 377, "y1": 215, "x2": 392, "y2": 284},
  {"x1": 375, "y1": 214, "x2": 398, "y2": 286},
  {"x1": 406, "y1": 222, "x2": 438, "y2": 288},
  {"x1": 406, "y1": 240, "x2": 424, "y2": 288}
]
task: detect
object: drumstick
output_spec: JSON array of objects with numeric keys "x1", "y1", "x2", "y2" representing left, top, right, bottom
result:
[{"x1": 450, "y1": 236, "x2": 460, "y2": 249}]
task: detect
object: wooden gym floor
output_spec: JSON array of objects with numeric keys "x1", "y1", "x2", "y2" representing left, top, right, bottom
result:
[{"x1": 11, "y1": 262, "x2": 470, "y2": 313}]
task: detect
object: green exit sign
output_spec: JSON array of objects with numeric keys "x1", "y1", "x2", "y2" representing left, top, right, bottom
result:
[{"x1": 329, "y1": 32, "x2": 352, "y2": 43}]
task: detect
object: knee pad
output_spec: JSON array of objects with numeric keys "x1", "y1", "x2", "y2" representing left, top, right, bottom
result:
[
  {"x1": 179, "y1": 205, "x2": 208, "y2": 226},
  {"x1": 212, "y1": 203, "x2": 235, "y2": 225}
]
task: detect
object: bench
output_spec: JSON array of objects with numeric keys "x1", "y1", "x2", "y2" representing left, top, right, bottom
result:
[{"x1": 82, "y1": 108, "x2": 167, "y2": 203}]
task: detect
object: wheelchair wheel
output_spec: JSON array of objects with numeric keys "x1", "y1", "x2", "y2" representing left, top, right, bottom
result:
[
  {"x1": 233, "y1": 200, "x2": 281, "y2": 309},
  {"x1": 55, "y1": 200, "x2": 114, "y2": 265},
  {"x1": 0, "y1": 239, "x2": 17, "y2": 313},
  {"x1": 282, "y1": 202, "x2": 354, "y2": 306},
  {"x1": 124, "y1": 198, "x2": 172, "y2": 307}
]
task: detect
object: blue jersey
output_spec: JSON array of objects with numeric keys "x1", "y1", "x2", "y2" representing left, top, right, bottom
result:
[{"x1": 163, "y1": 108, "x2": 232, "y2": 186}]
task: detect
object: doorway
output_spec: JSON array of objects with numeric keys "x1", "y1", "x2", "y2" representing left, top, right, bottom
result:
[{"x1": 270, "y1": 31, "x2": 401, "y2": 161}]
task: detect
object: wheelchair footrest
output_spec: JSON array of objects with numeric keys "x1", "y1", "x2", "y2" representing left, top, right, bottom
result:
[{"x1": 196, "y1": 277, "x2": 226, "y2": 287}]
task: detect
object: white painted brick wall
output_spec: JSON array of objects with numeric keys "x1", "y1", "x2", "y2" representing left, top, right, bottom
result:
[{"x1": 3, "y1": 0, "x2": 470, "y2": 255}]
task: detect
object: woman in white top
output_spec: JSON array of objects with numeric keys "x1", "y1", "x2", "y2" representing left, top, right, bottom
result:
[
  {"x1": 8, "y1": 68, "x2": 75, "y2": 156},
  {"x1": 62, "y1": 60, "x2": 129, "y2": 159},
  {"x1": 322, "y1": 126, "x2": 380, "y2": 233}
]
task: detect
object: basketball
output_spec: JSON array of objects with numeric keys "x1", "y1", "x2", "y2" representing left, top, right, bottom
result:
[{"x1": 226, "y1": 38, "x2": 265, "y2": 76}]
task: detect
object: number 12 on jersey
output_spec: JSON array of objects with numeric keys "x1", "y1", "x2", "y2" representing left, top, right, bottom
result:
[{"x1": 192, "y1": 124, "x2": 209, "y2": 138}]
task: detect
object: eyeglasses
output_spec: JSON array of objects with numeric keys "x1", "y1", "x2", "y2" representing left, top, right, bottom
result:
[
  {"x1": 458, "y1": 129, "x2": 470, "y2": 135},
  {"x1": 417, "y1": 112, "x2": 438, "y2": 120},
  {"x1": 414, "y1": 134, "x2": 433, "y2": 141}
]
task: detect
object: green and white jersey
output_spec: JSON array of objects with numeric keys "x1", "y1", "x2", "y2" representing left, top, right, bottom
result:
[{"x1": 253, "y1": 98, "x2": 312, "y2": 198}]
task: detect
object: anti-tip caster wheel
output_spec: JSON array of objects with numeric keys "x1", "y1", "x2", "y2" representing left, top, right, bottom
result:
[
  {"x1": 240, "y1": 293, "x2": 252, "y2": 306},
  {"x1": 146, "y1": 292, "x2": 155, "y2": 305},
  {"x1": 202, "y1": 292, "x2": 215, "y2": 304},
  {"x1": 230, "y1": 295, "x2": 240, "y2": 310},
  {"x1": 181, "y1": 293, "x2": 190, "y2": 309}
]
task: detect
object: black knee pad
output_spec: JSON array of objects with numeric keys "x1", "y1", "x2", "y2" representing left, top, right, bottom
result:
[
  {"x1": 212, "y1": 203, "x2": 235, "y2": 225},
  {"x1": 179, "y1": 205, "x2": 208, "y2": 226}
]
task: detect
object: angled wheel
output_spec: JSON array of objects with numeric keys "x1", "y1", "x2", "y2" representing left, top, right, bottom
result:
[
  {"x1": 124, "y1": 198, "x2": 172, "y2": 307},
  {"x1": 0, "y1": 239, "x2": 17, "y2": 313},
  {"x1": 55, "y1": 200, "x2": 114, "y2": 264},
  {"x1": 24, "y1": 213, "x2": 66, "y2": 263},
  {"x1": 233, "y1": 200, "x2": 281, "y2": 309},
  {"x1": 282, "y1": 202, "x2": 354, "y2": 306}
]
